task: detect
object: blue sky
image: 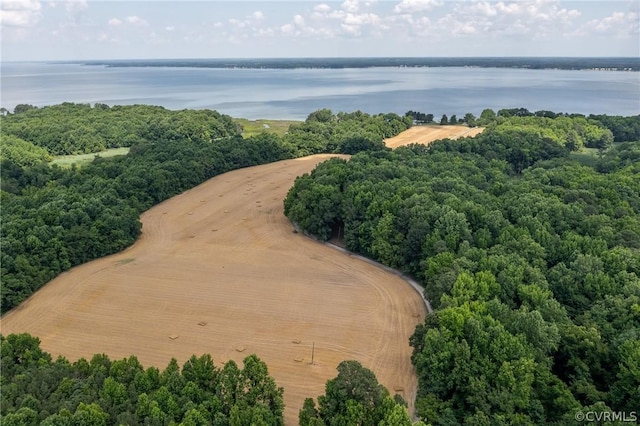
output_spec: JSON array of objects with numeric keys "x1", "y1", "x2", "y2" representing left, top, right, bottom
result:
[{"x1": 1, "y1": 0, "x2": 638, "y2": 60}]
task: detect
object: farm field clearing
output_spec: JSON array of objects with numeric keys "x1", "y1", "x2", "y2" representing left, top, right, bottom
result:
[
  {"x1": 385, "y1": 124, "x2": 485, "y2": 149},
  {"x1": 1, "y1": 154, "x2": 427, "y2": 424},
  {"x1": 233, "y1": 118, "x2": 301, "y2": 138},
  {"x1": 49, "y1": 147, "x2": 131, "y2": 167}
]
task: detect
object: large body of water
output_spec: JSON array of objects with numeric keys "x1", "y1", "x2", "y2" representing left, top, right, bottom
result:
[{"x1": 2, "y1": 62, "x2": 639, "y2": 120}]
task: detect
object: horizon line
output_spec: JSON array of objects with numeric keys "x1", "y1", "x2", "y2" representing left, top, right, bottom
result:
[{"x1": 4, "y1": 55, "x2": 640, "y2": 63}]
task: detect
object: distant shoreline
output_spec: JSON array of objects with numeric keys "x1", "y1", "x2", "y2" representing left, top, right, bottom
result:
[{"x1": 54, "y1": 57, "x2": 640, "y2": 71}]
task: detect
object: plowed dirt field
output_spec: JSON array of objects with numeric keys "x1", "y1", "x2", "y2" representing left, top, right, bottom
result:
[
  {"x1": 1, "y1": 154, "x2": 427, "y2": 424},
  {"x1": 385, "y1": 124, "x2": 484, "y2": 148}
]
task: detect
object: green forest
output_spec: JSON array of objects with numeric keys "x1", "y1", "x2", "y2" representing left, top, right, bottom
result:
[
  {"x1": 0, "y1": 334, "x2": 419, "y2": 426},
  {"x1": 1, "y1": 333, "x2": 285, "y2": 425},
  {"x1": 1, "y1": 103, "x2": 639, "y2": 425},
  {"x1": 284, "y1": 112, "x2": 640, "y2": 424}
]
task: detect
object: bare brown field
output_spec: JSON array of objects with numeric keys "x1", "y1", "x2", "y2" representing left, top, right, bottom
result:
[
  {"x1": 385, "y1": 124, "x2": 485, "y2": 149},
  {"x1": 0, "y1": 154, "x2": 427, "y2": 424}
]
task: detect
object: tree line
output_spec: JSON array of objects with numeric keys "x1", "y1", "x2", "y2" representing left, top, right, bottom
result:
[
  {"x1": 0, "y1": 104, "x2": 409, "y2": 313},
  {"x1": 405, "y1": 108, "x2": 640, "y2": 144},
  {"x1": 77, "y1": 57, "x2": 640, "y2": 71},
  {"x1": 1, "y1": 333, "x2": 421, "y2": 426},
  {"x1": 2, "y1": 103, "x2": 238, "y2": 156},
  {"x1": 1, "y1": 333, "x2": 284, "y2": 425},
  {"x1": 284, "y1": 113, "x2": 640, "y2": 424}
]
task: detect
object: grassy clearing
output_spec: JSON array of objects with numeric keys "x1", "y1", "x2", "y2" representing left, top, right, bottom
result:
[
  {"x1": 233, "y1": 118, "x2": 300, "y2": 138},
  {"x1": 50, "y1": 147, "x2": 130, "y2": 167},
  {"x1": 570, "y1": 147, "x2": 601, "y2": 167}
]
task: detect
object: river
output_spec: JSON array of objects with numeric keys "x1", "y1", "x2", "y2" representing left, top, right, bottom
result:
[{"x1": 2, "y1": 61, "x2": 638, "y2": 119}]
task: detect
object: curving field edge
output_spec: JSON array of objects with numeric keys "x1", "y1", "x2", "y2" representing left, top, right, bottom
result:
[{"x1": 1, "y1": 154, "x2": 427, "y2": 424}]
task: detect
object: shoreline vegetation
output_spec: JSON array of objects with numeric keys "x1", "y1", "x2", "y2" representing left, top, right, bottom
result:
[{"x1": 55, "y1": 57, "x2": 640, "y2": 71}]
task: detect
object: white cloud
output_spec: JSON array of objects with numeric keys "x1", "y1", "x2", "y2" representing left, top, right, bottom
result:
[
  {"x1": 432, "y1": 0, "x2": 582, "y2": 39},
  {"x1": 580, "y1": 10, "x2": 639, "y2": 38},
  {"x1": 64, "y1": 0, "x2": 87, "y2": 13},
  {"x1": 342, "y1": 0, "x2": 360, "y2": 13},
  {"x1": 213, "y1": 10, "x2": 278, "y2": 44},
  {"x1": 344, "y1": 12, "x2": 379, "y2": 26},
  {"x1": 291, "y1": 0, "x2": 382, "y2": 38},
  {"x1": 97, "y1": 32, "x2": 113, "y2": 42},
  {"x1": 228, "y1": 18, "x2": 244, "y2": 28},
  {"x1": 341, "y1": 23, "x2": 359, "y2": 35},
  {"x1": 279, "y1": 14, "x2": 306, "y2": 36},
  {"x1": 341, "y1": 12, "x2": 380, "y2": 35},
  {"x1": 257, "y1": 27, "x2": 274, "y2": 37},
  {"x1": 472, "y1": 1, "x2": 498, "y2": 17},
  {"x1": 394, "y1": 0, "x2": 442, "y2": 14},
  {"x1": 280, "y1": 23, "x2": 295, "y2": 35},
  {"x1": 227, "y1": 10, "x2": 266, "y2": 31},
  {"x1": 107, "y1": 15, "x2": 148, "y2": 30},
  {"x1": 594, "y1": 11, "x2": 625, "y2": 31},
  {"x1": 497, "y1": 2, "x2": 520, "y2": 16},
  {"x1": 2, "y1": 0, "x2": 638, "y2": 60},
  {"x1": 314, "y1": 4, "x2": 331, "y2": 14},
  {"x1": 0, "y1": 0, "x2": 42, "y2": 27},
  {"x1": 126, "y1": 16, "x2": 148, "y2": 26}
]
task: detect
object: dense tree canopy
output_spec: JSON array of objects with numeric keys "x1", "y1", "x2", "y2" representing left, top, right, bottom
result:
[
  {"x1": 299, "y1": 360, "x2": 425, "y2": 426},
  {"x1": 284, "y1": 113, "x2": 640, "y2": 424},
  {"x1": 283, "y1": 109, "x2": 411, "y2": 156},
  {"x1": 0, "y1": 103, "x2": 238, "y2": 155},
  {"x1": 588, "y1": 114, "x2": 640, "y2": 143},
  {"x1": 405, "y1": 111, "x2": 434, "y2": 124},
  {"x1": 1, "y1": 135, "x2": 53, "y2": 167},
  {"x1": 0, "y1": 333, "x2": 284, "y2": 425}
]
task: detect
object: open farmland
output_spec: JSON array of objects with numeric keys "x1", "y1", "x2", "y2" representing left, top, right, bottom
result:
[
  {"x1": 385, "y1": 124, "x2": 485, "y2": 149},
  {"x1": 233, "y1": 118, "x2": 301, "y2": 138},
  {"x1": 1, "y1": 154, "x2": 427, "y2": 424},
  {"x1": 49, "y1": 147, "x2": 131, "y2": 167}
]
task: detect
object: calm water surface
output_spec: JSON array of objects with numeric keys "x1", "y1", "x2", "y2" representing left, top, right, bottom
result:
[{"x1": 2, "y1": 62, "x2": 638, "y2": 119}]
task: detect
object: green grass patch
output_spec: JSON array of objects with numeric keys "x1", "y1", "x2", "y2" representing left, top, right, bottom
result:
[
  {"x1": 50, "y1": 147, "x2": 130, "y2": 167},
  {"x1": 570, "y1": 147, "x2": 601, "y2": 167},
  {"x1": 233, "y1": 118, "x2": 300, "y2": 138}
]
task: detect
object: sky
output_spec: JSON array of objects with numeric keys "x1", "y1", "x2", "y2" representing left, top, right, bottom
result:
[{"x1": 1, "y1": 0, "x2": 639, "y2": 60}]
